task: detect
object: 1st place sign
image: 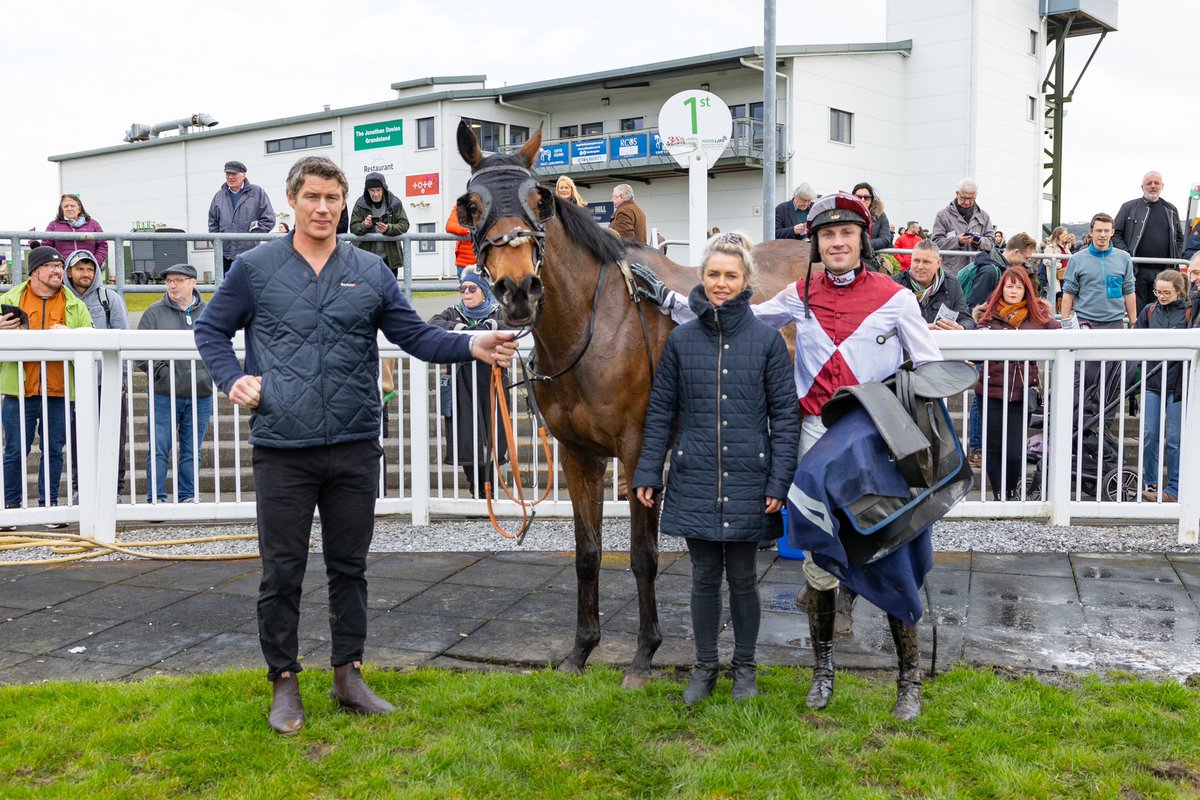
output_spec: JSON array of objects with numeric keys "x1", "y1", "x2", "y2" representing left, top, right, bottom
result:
[{"x1": 657, "y1": 90, "x2": 732, "y2": 169}]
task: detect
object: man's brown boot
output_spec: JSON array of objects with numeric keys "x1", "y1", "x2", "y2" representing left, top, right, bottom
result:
[
  {"x1": 331, "y1": 661, "x2": 396, "y2": 715},
  {"x1": 268, "y1": 671, "x2": 305, "y2": 736}
]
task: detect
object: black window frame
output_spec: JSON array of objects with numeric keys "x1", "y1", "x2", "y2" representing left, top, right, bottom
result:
[
  {"x1": 265, "y1": 131, "x2": 333, "y2": 154},
  {"x1": 461, "y1": 117, "x2": 504, "y2": 153},
  {"x1": 829, "y1": 108, "x2": 853, "y2": 145},
  {"x1": 559, "y1": 125, "x2": 578, "y2": 139},
  {"x1": 417, "y1": 117, "x2": 435, "y2": 150},
  {"x1": 620, "y1": 117, "x2": 644, "y2": 131},
  {"x1": 580, "y1": 121, "x2": 603, "y2": 136}
]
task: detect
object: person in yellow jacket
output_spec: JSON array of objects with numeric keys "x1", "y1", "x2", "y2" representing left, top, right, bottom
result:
[{"x1": 1, "y1": 246, "x2": 94, "y2": 515}]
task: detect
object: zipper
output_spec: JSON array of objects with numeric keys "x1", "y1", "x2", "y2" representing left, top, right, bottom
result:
[{"x1": 714, "y1": 308, "x2": 723, "y2": 509}]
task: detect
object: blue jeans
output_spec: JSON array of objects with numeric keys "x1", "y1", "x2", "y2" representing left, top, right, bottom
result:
[
  {"x1": 968, "y1": 395, "x2": 982, "y2": 452},
  {"x1": 3, "y1": 395, "x2": 69, "y2": 508},
  {"x1": 1142, "y1": 390, "x2": 1181, "y2": 497},
  {"x1": 146, "y1": 393, "x2": 212, "y2": 502}
]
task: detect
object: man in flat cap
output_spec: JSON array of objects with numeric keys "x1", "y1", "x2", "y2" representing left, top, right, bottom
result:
[
  {"x1": 0, "y1": 246, "x2": 93, "y2": 519},
  {"x1": 137, "y1": 263, "x2": 213, "y2": 505},
  {"x1": 208, "y1": 160, "x2": 276, "y2": 272}
]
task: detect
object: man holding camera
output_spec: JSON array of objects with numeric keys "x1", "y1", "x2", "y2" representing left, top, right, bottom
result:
[
  {"x1": 350, "y1": 172, "x2": 410, "y2": 277},
  {"x1": 931, "y1": 178, "x2": 995, "y2": 277}
]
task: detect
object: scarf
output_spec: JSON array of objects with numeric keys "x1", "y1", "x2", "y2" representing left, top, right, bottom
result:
[
  {"x1": 955, "y1": 202, "x2": 975, "y2": 222},
  {"x1": 995, "y1": 299, "x2": 1028, "y2": 329},
  {"x1": 66, "y1": 216, "x2": 88, "y2": 229},
  {"x1": 457, "y1": 285, "x2": 498, "y2": 322},
  {"x1": 911, "y1": 269, "x2": 944, "y2": 305},
  {"x1": 826, "y1": 265, "x2": 862, "y2": 287}
]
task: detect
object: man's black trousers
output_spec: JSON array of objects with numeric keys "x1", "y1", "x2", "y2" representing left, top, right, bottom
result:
[{"x1": 253, "y1": 438, "x2": 382, "y2": 681}]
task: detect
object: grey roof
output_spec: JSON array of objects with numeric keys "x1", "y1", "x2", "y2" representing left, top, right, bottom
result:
[{"x1": 49, "y1": 41, "x2": 912, "y2": 162}]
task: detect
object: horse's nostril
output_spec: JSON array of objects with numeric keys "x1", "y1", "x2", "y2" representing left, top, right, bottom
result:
[{"x1": 524, "y1": 275, "x2": 544, "y2": 299}]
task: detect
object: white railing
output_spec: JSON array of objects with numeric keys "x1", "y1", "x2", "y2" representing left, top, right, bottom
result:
[{"x1": 1, "y1": 328, "x2": 1198, "y2": 544}]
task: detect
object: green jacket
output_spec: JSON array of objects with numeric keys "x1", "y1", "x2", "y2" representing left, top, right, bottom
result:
[
  {"x1": 0, "y1": 281, "x2": 94, "y2": 399},
  {"x1": 349, "y1": 189, "x2": 410, "y2": 272}
]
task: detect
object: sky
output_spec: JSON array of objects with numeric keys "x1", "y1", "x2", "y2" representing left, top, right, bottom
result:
[{"x1": 1, "y1": 0, "x2": 1190, "y2": 233}]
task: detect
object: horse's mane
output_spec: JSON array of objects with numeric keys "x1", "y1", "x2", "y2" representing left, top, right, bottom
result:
[{"x1": 552, "y1": 195, "x2": 628, "y2": 264}]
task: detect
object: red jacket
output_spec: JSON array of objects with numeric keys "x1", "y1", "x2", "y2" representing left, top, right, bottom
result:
[{"x1": 894, "y1": 233, "x2": 921, "y2": 269}]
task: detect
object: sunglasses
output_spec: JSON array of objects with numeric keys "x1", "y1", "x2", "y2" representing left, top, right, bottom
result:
[
  {"x1": 854, "y1": 194, "x2": 873, "y2": 201},
  {"x1": 459, "y1": 285, "x2": 481, "y2": 294}
]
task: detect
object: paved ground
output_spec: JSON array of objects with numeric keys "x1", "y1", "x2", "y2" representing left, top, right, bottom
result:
[{"x1": 2, "y1": 549, "x2": 1199, "y2": 685}]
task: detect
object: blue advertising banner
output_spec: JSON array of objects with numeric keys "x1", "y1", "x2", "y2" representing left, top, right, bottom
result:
[
  {"x1": 650, "y1": 132, "x2": 667, "y2": 157},
  {"x1": 538, "y1": 143, "x2": 569, "y2": 168},
  {"x1": 571, "y1": 138, "x2": 607, "y2": 165},
  {"x1": 588, "y1": 201, "x2": 615, "y2": 224},
  {"x1": 609, "y1": 133, "x2": 647, "y2": 160}
]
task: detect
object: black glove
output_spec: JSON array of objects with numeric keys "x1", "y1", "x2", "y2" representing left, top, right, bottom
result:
[{"x1": 628, "y1": 262, "x2": 676, "y2": 314}]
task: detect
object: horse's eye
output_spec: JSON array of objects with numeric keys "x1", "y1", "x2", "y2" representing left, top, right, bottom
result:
[{"x1": 468, "y1": 202, "x2": 479, "y2": 215}]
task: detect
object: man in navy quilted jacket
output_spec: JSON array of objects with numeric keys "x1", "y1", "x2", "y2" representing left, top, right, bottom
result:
[{"x1": 195, "y1": 156, "x2": 517, "y2": 736}]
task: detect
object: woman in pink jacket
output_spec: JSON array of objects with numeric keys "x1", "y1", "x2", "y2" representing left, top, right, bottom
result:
[{"x1": 39, "y1": 194, "x2": 108, "y2": 269}]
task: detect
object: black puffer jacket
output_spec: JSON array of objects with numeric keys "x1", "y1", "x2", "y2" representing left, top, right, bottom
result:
[
  {"x1": 1135, "y1": 298, "x2": 1190, "y2": 399},
  {"x1": 633, "y1": 285, "x2": 798, "y2": 541},
  {"x1": 892, "y1": 269, "x2": 975, "y2": 329}
]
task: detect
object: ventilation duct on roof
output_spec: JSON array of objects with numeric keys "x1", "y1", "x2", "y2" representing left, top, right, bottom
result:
[{"x1": 124, "y1": 114, "x2": 219, "y2": 143}]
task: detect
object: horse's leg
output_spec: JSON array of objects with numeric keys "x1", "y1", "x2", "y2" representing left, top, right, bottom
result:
[
  {"x1": 623, "y1": 467, "x2": 662, "y2": 690},
  {"x1": 558, "y1": 446, "x2": 605, "y2": 675}
]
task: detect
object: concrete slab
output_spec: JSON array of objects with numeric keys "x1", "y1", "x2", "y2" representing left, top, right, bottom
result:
[
  {"x1": 968, "y1": 572, "x2": 1081, "y2": 609},
  {"x1": 0, "y1": 655, "x2": 142, "y2": 684},
  {"x1": 971, "y1": 552, "x2": 1073, "y2": 578},
  {"x1": 496, "y1": 590, "x2": 585, "y2": 628},
  {"x1": 51, "y1": 621, "x2": 217, "y2": 667},
  {"x1": 0, "y1": 572, "x2": 112, "y2": 611},
  {"x1": 961, "y1": 628, "x2": 1094, "y2": 673},
  {"x1": 365, "y1": 552, "x2": 479, "y2": 582},
  {"x1": 1168, "y1": 554, "x2": 1200, "y2": 594},
  {"x1": 396, "y1": 581, "x2": 529, "y2": 619},
  {"x1": 50, "y1": 584, "x2": 194, "y2": 621},
  {"x1": 154, "y1": 632, "x2": 266, "y2": 673},
  {"x1": 1071, "y1": 553, "x2": 1181, "y2": 585},
  {"x1": 0, "y1": 611, "x2": 122, "y2": 655},
  {"x1": 364, "y1": 577, "x2": 436, "y2": 613},
  {"x1": 132, "y1": 591, "x2": 257, "y2": 631},
  {"x1": 446, "y1": 619, "x2": 574, "y2": 665},
  {"x1": 369, "y1": 609, "x2": 487, "y2": 654},
  {"x1": 1076, "y1": 578, "x2": 1196, "y2": 613},
  {"x1": 443, "y1": 559, "x2": 564, "y2": 590},
  {"x1": 119, "y1": 561, "x2": 259, "y2": 592}
]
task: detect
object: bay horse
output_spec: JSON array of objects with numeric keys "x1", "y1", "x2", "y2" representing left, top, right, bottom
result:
[{"x1": 455, "y1": 121, "x2": 810, "y2": 687}]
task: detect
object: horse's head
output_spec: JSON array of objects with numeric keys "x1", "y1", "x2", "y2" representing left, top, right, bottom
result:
[{"x1": 456, "y1": 121, "x2": 554, "y2": 326}]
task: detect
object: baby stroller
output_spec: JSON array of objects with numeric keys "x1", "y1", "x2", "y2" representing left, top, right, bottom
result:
[{"x1": 1022, "y1": 358, "x2": 1142, "y2": 502}]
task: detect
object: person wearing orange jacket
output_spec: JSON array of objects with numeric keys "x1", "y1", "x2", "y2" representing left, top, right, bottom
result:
[{"x1": 445, "y1": 209, "x2": 476, "y2": 279}]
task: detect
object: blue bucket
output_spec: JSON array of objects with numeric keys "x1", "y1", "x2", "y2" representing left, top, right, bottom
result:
[{"x1": 777, "y1": 506, "x2": 805, "y2": 560}]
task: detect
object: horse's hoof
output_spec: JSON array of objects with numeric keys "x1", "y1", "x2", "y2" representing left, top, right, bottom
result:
[
  {"x1": 620, "y1": 672, "x2": 652, "y2": 690},
  {"x1": 557, "y1": 660, "x2": 585, "y2": 676}
]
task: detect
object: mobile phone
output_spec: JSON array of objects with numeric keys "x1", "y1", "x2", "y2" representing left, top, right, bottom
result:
[{"x1": 1, "y1": 304, "x2": 29, "y2": 328}]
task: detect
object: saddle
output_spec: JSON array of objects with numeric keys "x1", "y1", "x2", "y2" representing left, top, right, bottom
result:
[{"x1": 819, "y1": 360, "x2": 976, "y2": 566}]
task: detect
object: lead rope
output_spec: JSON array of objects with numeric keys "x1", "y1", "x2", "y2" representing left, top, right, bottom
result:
[{"x1": 483, "y1": 362, "x2": 554, "y2": 544}]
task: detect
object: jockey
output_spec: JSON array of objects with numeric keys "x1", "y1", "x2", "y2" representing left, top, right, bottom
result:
[{"x1": 637, "y1": 191, "x2": 941, "y2": 720}]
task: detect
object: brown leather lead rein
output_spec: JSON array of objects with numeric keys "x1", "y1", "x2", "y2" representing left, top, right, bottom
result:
[{"x1": 483, "y1": 363, "x2": 554, "y2": 544}]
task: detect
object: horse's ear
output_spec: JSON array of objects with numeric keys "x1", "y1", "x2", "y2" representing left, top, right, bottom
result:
[
  {"x1": 516, "y1": 123, "x2": 543, "y2": 169},
  {"x1": 457, "y1": 120, "x2": 484, "y2": 169}
]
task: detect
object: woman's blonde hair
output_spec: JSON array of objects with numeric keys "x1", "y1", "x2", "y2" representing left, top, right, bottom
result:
[
  {"x1": 554, "y1": 176, "x2": 586, "y2": 206},
  {"x1": 701, "y1": 231, "x2": 756, "y2": 282},
  {"x1": 1044, "y1": 225, "x2": 1068, "y2": 249}
]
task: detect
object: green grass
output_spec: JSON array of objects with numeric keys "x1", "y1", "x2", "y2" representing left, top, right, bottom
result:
[
  {"x1": 120, "y1": 292, "x2": 215, "y2": 313},
  {"x1": 2, "y1": 665, "x2": 1199, "y2": 798}
]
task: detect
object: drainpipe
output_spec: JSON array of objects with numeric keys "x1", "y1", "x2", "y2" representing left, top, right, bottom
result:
[{"x1": 741, "y1": 57, "x2": 791, "y2": 226}]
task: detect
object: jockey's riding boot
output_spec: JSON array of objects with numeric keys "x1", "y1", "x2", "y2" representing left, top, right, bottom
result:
[
  {"x1": 683, "y1": 662, "x2": 720, "y2": 706},
  {"x1": 268, "y1": 671, "x2": 305, "y2": 736},
  {"x1": 730, "y1": 659, "x2": 759, "y2": 701},
  {"x1": 835, "y1": 586, "x2": 858, "y2": 637},
  {"x1": 627, "y1": 262, "x2": 676, "y2": 314},
  {"x1": 888, "y1": 614, "x2": 923, "y2": 722},
  {"x1": 804, "y1": 588, "x2": 838, "y2": 711},
  {"x1": 331, "y1": 661, "x2": 396, "y2": 716}
]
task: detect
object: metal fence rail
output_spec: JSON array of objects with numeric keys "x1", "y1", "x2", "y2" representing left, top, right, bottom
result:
[{"x1": 1, "y1": 329, "x2": 1198, "y2": 544}]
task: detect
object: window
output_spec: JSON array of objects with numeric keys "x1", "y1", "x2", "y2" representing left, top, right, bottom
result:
[
  {"x1": 581, "y1": 121, "x2": 603, "y2": 135},
  {"x1": 417, "y1": 222, "x2": 436, "y2": 254},
  {"x1": 829, "y1": 108, "x2": 853, "y2": 144},
  {"x1": 417, "y1": 117, "x2": 435, "y2": 149},
  {"x1": 1029, "y1": 29, "x2": 1039, "y2": 55},
  {"x1": 748, "y1": 102, "x2": 764, "y2": 120},
  {"x1": 265, "y1": 131, "x2": 333, "y2": 154},
  {"x1": 620, "y1": 117, "x2": 644, "y2": 131},
  {"x1": 509, "y1": 125, "x2": 530, "y2": 146},
  {"x1": 461, "y1": 118, "x2": 504, "y2": 152},
  {"x1": 1027, "y1": 96, "x2": 1037, "y2": 122},
  {"x1": 559, "y1": 125, "x2": 578, "y2": 139}
]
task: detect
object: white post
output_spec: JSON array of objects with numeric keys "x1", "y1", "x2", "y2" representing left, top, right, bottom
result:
[
  {"x1": 72, "y1": 350, "x2": 99, "y2": 538},
  {"x1": 1047, "y1": 348, "x2": 1075, "y2": 527},
  {"x1": 408, "y1": 352, "x2": 431, "y2": 525},
  {"x1": 688, "y1": 152, "x2": 707, "y2": 267},
  {"x1": 1178, "y1": 353, "x2": 1200, "y2": 544},
  {"x1": 93, "y1": 347, "x2": 121, "y2": 543}
]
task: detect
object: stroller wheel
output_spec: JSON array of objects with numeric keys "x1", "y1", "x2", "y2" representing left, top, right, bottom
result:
[{"x1": 1102, "y1": 467, "x2": 1140, "y2": 502}]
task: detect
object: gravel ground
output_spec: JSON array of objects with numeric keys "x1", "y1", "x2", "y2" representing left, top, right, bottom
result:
[{"x1": 3, "y1": 517, "x2": 1198, "y2": 563}]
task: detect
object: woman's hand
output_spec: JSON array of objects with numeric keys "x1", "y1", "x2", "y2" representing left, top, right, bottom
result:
[
  {"x1": 635, "y1": 487, "x2": 656, "y2": 508},
  {"x1": 764, "y1": 497, "x2": 783, "y2": 514}
]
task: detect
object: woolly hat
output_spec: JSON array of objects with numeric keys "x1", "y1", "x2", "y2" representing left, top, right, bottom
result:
[{"x1": 28, "y1": 246, "x2": 64, "y2": 273}]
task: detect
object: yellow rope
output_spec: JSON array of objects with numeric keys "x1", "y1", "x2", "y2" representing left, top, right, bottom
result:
[{"x1": 0, "y1": 530, "x2": 259, "y2": 566}]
